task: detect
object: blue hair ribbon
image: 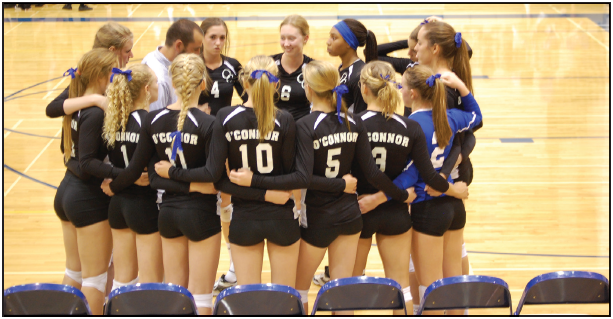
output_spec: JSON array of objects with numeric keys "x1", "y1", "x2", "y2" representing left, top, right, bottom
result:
[
  {"x1": 110, "y1": 68, "x2": 132, "y2": 83},
  {"x1": 331, "y1": 84, "x2": 349, "y2": 124},
  {"x1": 380, "y1": 73, "x2": 402, "y2": 89},
  {"x1": 426, "y1": 74, "x2": 441, "y2": 87},
  {"x1": 420, "y1": 19, "x2": 429, "y2": 25},
  {"x1": 169, "y1": 131, "x2": 183, "y2": 162},
  {"x1": 63, "y1": 67, "x2": 78, "y2": 79},
  {"x1": 333, "y1": 21, "x2": 359, "y2": 51},
  {"x1": 455, "y1": 32, "x2": 462, "y2": 48},
  {"x1": 251, "y1": 70, "x2": 279, "y2": 83}
]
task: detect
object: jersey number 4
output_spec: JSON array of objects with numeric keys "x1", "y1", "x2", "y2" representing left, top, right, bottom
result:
[
  {"x1": 238, "y1": 143, "x2": 273, "y2": 174},
  {"x1": 211, "y1": 81, "x2": 220, "y2": 98}
]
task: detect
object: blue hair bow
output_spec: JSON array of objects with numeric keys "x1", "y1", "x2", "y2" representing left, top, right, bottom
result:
[
  {"x1": 420, "y1": 19, "x2": 429, "y2": 25},
  {"x1": 426, "y1": 74, "x2": 441, "y2": 87},
  {"x1": 455, "y1": 32, "x2": 462, "y2": 48},
  {"x1": 169, "y1": 131, "x2": 183, "y2": 162},
  {"x1": 251, "y1": 70, "x2": 279, "y2": 83},
  {"x1": 110, "y1": 68, "x2": 132, "y2": 83},
  {"x1": 63, "y1": 67, "x2": 78, "y2": 79},
  {"x1": 331, "y1": 84, "x2": 349, "y2": 124}
]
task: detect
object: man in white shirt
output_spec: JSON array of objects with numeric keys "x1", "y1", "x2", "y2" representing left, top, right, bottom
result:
[{"x1": 143, "y1": 19, "x2": 204, "y2": 111}]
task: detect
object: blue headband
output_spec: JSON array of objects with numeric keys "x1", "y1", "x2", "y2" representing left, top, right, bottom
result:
[
  {"x1": 63, "y1": 67, "x2": 78, "y2": 78},
  {"x1": 334, "y1": 21, "x2": 359, "y2": 51},
  {"x1": 426, "y1": 74, "x2": 441, "y2": 87},
  {"x1": 110, "y1": 68, "x2": 132, "y2": 83},
  {"x1": 455, "y1": 32, "x2": 462, "y2": 48},
  {"x1": 331, "y1": 84, "x2": 349, "y2": 124},
  {"x1": 169, "y1": 131, "x2": 183, "y2": 162},
  {"x1": 251, "y1": 70, "x2": 279, "y2": 83}
]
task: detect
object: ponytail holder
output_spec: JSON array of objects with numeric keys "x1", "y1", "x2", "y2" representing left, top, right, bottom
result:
[
  {"x1": 169, "y1": 131, "x2": 183, "y2": 162},
  {"x1": 110, "y1": 68, "x2": 132, "y2": 83},
  {"x1": 379, "y1": 73, "x2": 403, "y2": 89},
  {"x1": 455, "y1": 32, "x2": 462, "y2": 48},
  {"x1": 251, "y1": 70, "x2": 279, "y2": 83},
  {"x1": 426, "y1": 74, "x2": 441, "y2": 87},
  {"x1": 331, "y1": 84, "x2": 349, "y2": 124},
  {"x1": 420, "y1": 19, "x2": 429, "y2": 25},
  {"x1": 63, "y1": 67, "x2": 78, "y2": 79}
]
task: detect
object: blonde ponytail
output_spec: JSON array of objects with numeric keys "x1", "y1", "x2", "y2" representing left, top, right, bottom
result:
[
  {"x1": 239, "y1": 55, "x2": 278, "y2": 141},
  {"x1": 360, "y1": 60, "x2": 402, "y2": 119}
]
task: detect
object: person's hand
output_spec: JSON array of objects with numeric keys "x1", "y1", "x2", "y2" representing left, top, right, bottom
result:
[
  {"x1": 425, "y1": 16, "x2": 443, "y2": 23},
  {"x1": 189, "y1": 182, "x2": 217, "y2": 194},
  {"x1": 155, "y1": 160, "x2": 173, "y2": 179},
  {"x1": 358, "y1": 192, "x2": 387, "y2": 214},
  {"x1": 342, "y1": 174, "x2": 357, "y2": 194},
  {"x1": 134, "y1": 173, "x2": 149, "y2": 186},
  {"x1": 93, "y1": 94, "x2": 108, "y2": 111},
  {"x1": 229, "y1": 168, "x2": 253, "y2": 187},
  {"x1": 101, "y1": 178, "x2": 114, "y2": 196},
  {"x1": 265, "y1": 190, "x2": 292, "y2": 205},
  {"x1": 405, "y1": 187, "x2": 417, "y2": 203},
  {"x1": 440, "y1": 72, "x2": 470, "y2": 96},
  {"x1": 292, "y1": 189, "x2": 302, "y2": 210},
  {"x1": 449, "y1": 181, "x2": 469, "y2": 199}
]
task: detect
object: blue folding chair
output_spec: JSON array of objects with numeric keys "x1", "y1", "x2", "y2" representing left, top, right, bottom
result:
[
  {"x1": 213, "y1": 283, "x2": 304, "y2": 315},
  {"x1": 311, "y1": 276, "x2": 406, "y2": 315},
  {"x1": 514, "y1": 271, "x2": 610, "y2": 315},
  {"x1": 105, "y1": 283, "x2": 197, "y2": 315},
  {"x1": 417, "y1": 275, "x2": 512, "y2": 315},
  {"x1": 3, "y1": 283, "x2": 91, "y2": 315}
]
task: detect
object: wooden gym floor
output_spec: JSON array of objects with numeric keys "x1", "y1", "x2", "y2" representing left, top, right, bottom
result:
[{"x1": 3, "y1": 3, "x2": 610, "y2": 315}]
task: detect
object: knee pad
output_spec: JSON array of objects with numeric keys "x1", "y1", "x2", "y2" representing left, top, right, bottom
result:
[
  {"x1": 82, "y1": 272, "x2": 108, "y2": 293},
  {"x1": 193, "y1": 293, "x2": 213, "y2": 309},
  {"x1": 418, "y1": 285, "x2": 427, "y2": 305},
  {"x1": 298, "y1": 289, "x2": 309, "y2": 304},
  {"x1": 111, "y1": 277, "x2": 139, "y2": 292},
  {"x1": 65, "y1": 268, "x2": 82, "y2": 284},
  {"x1": 220, "y1": 204, "x2": 233, "y2": 223},
  {"x1": 462, "y1": 242, "x2": 467, "y2": 258},
  {"x1": 402, "y1": 286, "x2": 412, "y2": 302},
  {"x1": 409, "y1": 255, "x2": 415, "y2": 273}
]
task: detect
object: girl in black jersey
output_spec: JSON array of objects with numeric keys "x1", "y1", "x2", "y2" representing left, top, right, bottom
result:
[
  {"x1": 351, "y1": 61, "x2": 468, "y2": 315},
  {"x1": 46, "y1": 22, "x2": 134, "y2": 120},
  {"x1": 53, "y1": 48, "x2": 119, "y2": 315},
  {"x1": 229, "y1": 60, "x2": 413, "y2": 314},
  {"x1": 197, "y1": 17, "x2": 248, "y2": 294},
  {"x1": 326, "y1": 19, "x2": 377, "y2": 114},
  {"x1": 100, "y1": 64, "x2": 163, "y2": 291},
  {"x1": 273, "y1": 14, "x2": 314, "y2": 121}
]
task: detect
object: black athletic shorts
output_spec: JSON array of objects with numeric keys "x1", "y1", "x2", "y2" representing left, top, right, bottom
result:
[
  {"x1": 453, "y1": 157, "x2": 473, "y2": 186},
  {"x1": 54, "y1": 170, "x2": 110, "y2": 228},
  {"x1": 108, "y1": 190, "x2": 159, "y2": 235},
  {"x1": 301, "y1": 217, "x2": 363, "y2": 248},
  {"x1": 411, "y1": 196, "x2": 463, "y2": 237},
  {"x1": 360, "y1": 201, "x2": 411, "y2": 239},
  {"x1": 158, "y1": 194, "x2": 220, "y2": 242},
  {"x1": 229, "y1": 218, "x2": 300, "y2": 247},
  {"x1": 448, "y1": 197, "x2": 466, "y2": 231}
]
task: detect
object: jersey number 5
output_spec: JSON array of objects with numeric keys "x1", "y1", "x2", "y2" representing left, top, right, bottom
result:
[
  {"x1": 325, "y1": 147, "x2": 341, "y2": 178},
  {"x1": 238, "y1": 143, "x2": 274, "y2": 174},
  {"x1": 430, "y1": 133, "x2": 445, "y2": 169}
]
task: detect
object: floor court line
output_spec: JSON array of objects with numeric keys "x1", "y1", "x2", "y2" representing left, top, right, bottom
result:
[
  {"x1": 42, "y1": 77, "x2": 68, "y2": 100},
  {"x1": 4, "y1": 120, "x2": 23, "y2": 138},
  {"x1": 133, "y1": 21, "x2": 155, "y2": 47}
]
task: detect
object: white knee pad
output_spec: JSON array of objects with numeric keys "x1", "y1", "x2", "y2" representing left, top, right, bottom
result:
[
  {"x1": 402, "y1": 286, "x2": 412, "y2": 302},
  {"x1": 82, "y1": 272, "x2": 108, "y2": 293},
  {"x1": 220, "y1": 204, "x2": 233, "y2": 223},
  {"x1": 65, "y1": 268, "x2": 82, "y2": 284},
  {"x1": 298, "y1": 289, "x2": 309, "y2": 304},
  {"x1": 193, "y1": 293, "x2": 213, "y2": 309},
  {"x1": 111, "y1": 277, "x2": 139, "y2": 292},
  {"x1": 418, "y1": 285, "x2": 427, "y2": 305},
  {"x1": 462, "y1": 242, "x2": 467, "y2": 258},
  {"x1": 409, "y1": 255, "x2": 415, "y2": 273}
]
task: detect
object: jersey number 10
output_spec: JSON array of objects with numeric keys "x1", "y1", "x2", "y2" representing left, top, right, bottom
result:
[{"x1": 238, "y1": 143, "x2": 273, "y2": 174}]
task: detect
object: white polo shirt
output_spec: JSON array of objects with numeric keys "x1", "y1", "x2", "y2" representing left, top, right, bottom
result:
[{"x1": 142, "y1": 46, "x2": 177, "y2": 111}]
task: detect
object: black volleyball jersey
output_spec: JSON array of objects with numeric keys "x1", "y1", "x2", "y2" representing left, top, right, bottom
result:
[
  {"x1": 339, "y1": 59, "x2": 367, "y2": 114},
  {"x1": 215, "y1": 105, "x2": 296, "y2": 220},
  {"x1": 198, "y1": 56, "x2": 247, "y2": 116},
  {"x1": 271, "y1": 53, "x2": 314, "y2": 120},
  {"x1": 353, "y1": 110, "x2": 449, "y2": 197},
  {"x1": 68, "y1": 106, "x2": 121, "y2": 180},
  {"x1": 250, "y1": 111, "x2": 409, "y2": 227}
]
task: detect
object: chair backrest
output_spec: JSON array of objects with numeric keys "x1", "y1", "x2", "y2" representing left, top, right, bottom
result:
[
  {"x1": 514, "y1": 271, "x2": 610, "y2": 315},
  {"x1": 418, "y1": 275, "x2": 512, "y2": 315},
  {"x1": 311, "y1": 276, "x2": 406, "y2": 315},
  {"x1": 3, "y1": 283, "x2": 91, "y2": 315},
  {"x1": 105, "y1": 283, "x2": 197, "y2": 315},
  {"x1": 213, "y1": 283, "x2": 304, "y2": 315}
]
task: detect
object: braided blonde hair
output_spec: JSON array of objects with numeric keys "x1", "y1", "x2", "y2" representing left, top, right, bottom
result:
[
  {"x1": 238, "y1": 55, "x2": 278, "y2": 141},
  {"x1": 169, "y1": 53, "x2": 207, "y2": 132},
  {"x1": 360, "y1": 61, "x2": 402, "y2": 119},
  {"x1": 103, "y1": 64, "x2": 154, "y2": 148}
]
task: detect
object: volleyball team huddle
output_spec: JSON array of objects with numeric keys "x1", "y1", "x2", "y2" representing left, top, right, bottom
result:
[{"x1": 48, "y1": 13, "x2": 482, "y2": 315}]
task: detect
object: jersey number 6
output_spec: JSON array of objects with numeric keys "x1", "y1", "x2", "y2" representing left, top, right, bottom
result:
[
  {"x1": 430, "y1": 133, "x2": 445, "y2": 169},
  {"x1": 280, "y1": 85, "x2": 291, "y2": 101}
]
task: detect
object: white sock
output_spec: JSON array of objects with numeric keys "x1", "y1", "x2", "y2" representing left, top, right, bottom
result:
[
  {"x1": 225, "y1": 262, "x2": 236, "y2": 283},
  {"x1": 419, "y1": 285, "x2": 427, "y2": 306},
  {"x1": 413, "y1": 304, "x2": 420, "y2": 316},
  {"x1": 464, "y1": 308, "x2": 469, "y2": 315}
]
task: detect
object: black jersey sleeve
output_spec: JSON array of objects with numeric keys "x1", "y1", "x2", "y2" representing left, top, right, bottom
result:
[
  {"x1": 440, "y1": 134, "x2": 461, "y2": 178},
  {"x1": 147, "y1": 152, "x2": 190, "y2": 194},
  {"x1": 461, "y1": 130, "x2": 477, "y2": 159},
  {"x1": 348, "y1": 77, "x2": 368, "y2": 114},
  {"x1": 379, "y1": 56, "x2": 414, "y2": 75},
  {"x1": 409, "y1": 126, "x2": 450, "y2": 192},
  {"x1": 214, "y1": 171, "x2": 267, "y2": 201},
  {"x1": 65, "y1": 157, "x2": 91, "y2": 180},
  {"x1": 377, "y1": 40, "x2": 413, "y2": 74},
  {"x1": 355, "y1": 121, "x2": 409, "y2": 201},
  {"x1": 78, "y1": 109, "x2": 122, "y2": 179},
  {"x1": 167, "y1": 120, "x2": 226, "y2": 183},
  {"x1": 46, "y1": 86, "x2": 69, "y2": 118},
  {"x1": 109, "y1": 119, "x2": 156, "y2": 193}
]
